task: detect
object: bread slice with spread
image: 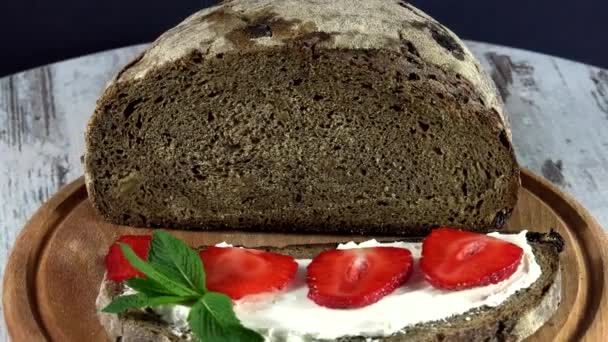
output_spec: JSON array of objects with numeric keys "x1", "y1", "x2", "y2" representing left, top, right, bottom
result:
[
  {"x1": 84, "y1": 0, "x2": 519, "y2": 236},
  {"x1": 96, "y1": 230, "x2": 563, "y2": 342}
]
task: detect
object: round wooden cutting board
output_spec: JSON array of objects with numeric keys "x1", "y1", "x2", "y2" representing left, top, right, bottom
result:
[{"x1": 3, "y1": 170, "x2": 608, "y2": 341}]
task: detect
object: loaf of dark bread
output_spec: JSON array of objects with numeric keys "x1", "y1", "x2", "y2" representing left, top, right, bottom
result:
[
  {"x1": 84, "y1": 0, "x2": 519, "y2": 234},
  {"x1": 95, "y1": 231, "x2": 563, "y2": 342}
]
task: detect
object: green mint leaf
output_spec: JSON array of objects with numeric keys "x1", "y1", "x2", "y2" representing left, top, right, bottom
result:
[
  {"x1": 119, "y1": 243, "x2": 199, "y2": 298},
  {"x1": 232, "y1": 328, "x2": 267, "y2": 341},
  {"x1": 188, "y1": 300, "x2": 223, "y2": 342},
  {"x1": 200, "y1": 292, "x2": 240, "y2": 326},
  {"x1": 188, "y1": 295, "x2": 264, "y2": 342},
  {"x1": 102, "y1": 293, "x2": 187, "y2": 314},
  {"x1": 102, "y1": 293, "x2": 148, "y2": 313},
  {"x1": 148, "y1": 231, "x2": 206, "y2": 294},
  {"x1": 125, "y1": 277, "x2": 175, "y2": 296}
]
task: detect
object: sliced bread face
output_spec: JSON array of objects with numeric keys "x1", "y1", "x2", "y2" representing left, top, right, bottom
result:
[
  {"x1": 96, "y1": 232, "x2": 564, "y2": 342},
  {"x1": 84, "y1": 0, "x2": 519, "y2": 235}
]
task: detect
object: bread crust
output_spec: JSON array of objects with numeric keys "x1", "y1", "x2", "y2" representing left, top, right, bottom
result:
[{"x1": 106, "y1": 0, "x2": 507, "y2": 135}]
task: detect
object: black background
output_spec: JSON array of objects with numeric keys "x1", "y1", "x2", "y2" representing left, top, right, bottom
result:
[{"x1": 1, "y1": 0, "x2": 606, "y2": 77}]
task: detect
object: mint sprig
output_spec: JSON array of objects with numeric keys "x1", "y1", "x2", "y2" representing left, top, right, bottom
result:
[
  {"x1": 102, "y1": 230, "x2": 263, "y2": 342},
  {"x1": 117, "y1": 242, "x2": 199, "y2": 297},
  {"x1": 189, "y1": 293, "x2": 263, "y2": 342},
  {"x1": 125, "y1": 277, "x2": 177, "y2": 296},
  {"x1": 148, "y1": 230, "x2": 207, "y2": 293}
]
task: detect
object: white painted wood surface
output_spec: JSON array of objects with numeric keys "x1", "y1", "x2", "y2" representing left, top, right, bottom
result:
[
  {"x1": 0, "y1": 45, "x2": 147, "y2": 341},
  {"x1": 1, "y1": 41, "x2": 607, "y2": 340}
]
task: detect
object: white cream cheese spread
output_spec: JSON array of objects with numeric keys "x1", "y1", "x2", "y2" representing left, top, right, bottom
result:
[{"x1": 134, "y1": 231, "x2": 541, "y2": 341}]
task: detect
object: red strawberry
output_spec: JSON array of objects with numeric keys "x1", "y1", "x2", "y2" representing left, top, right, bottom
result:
[
  {"x1": 104, "y1": 235, "x2": 152, "y2": 282},
  {"x1": 199, "y1": 247, "x2": 298, "y2": 300},
  {"x1": 420, "y1": 228, "x2": 524, "y2": 290},
  {"x1": 306, "y1": 247, "x2": 413, "y2": 309}
]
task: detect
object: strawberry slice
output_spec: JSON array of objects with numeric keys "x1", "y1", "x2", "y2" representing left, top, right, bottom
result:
[
  {"x1": 306, "y1": 247, "x2": 413, "y2": 309},
  {"x1": 199, "y1": 247, "x2": 298, "y2": 300},
  {"x1": 420, "y1": 228, "x2": 524, "y2": 290},
  {"x1": 104, "y1": 235, "x2": 152, "y2": 282}
]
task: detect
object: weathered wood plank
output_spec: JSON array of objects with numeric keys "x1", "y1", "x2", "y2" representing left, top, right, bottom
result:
[
  {"x1": 0, "y1": 45, "x2": 147, "y2": 341},
  {"x1": 468, "y1": 41, "x2": 608, "y2": 229}
]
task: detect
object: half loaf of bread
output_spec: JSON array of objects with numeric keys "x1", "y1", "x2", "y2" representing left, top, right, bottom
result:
[{"x1": 84, "y1": 0, "x2": 519, "y2": 234}]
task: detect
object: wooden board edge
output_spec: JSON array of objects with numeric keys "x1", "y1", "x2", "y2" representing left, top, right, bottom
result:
[
  {"x1": 2, "y1": 177, "x2": 87, "y2": 342},
  {"x1": 521, "y1": 169, "x2": 608, "y2": 341}
]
